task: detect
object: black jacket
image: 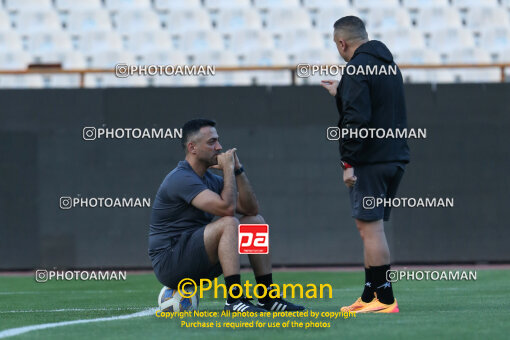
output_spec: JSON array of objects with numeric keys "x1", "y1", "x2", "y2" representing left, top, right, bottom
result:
[{"x1": 335, "y1": 40, "x2": 410, "y2": 166}]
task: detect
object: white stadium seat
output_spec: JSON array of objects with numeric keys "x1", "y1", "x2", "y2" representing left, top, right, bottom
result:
[
  {"x1": 378, "y1": 28, "x2": 426, "y2": 53},
  {"x1": 294, "y1": 48, "x2": 342, "y2": 85},
  {"x1": 139, "y1": 50, "x2": 188, "y2": 65},
  {"x1": 5, "y1": 0, "x2": 52, "y2": 11},
  {"x1": 26, "y1": 31, "x2": 74, "y2": 56},
  {"x1": 125, "y1": 31, "x2": 172, "y2": 54},
  {"x1": 451, "y1": 0, "x2": 499, "y2": 8},
  {"x1": 154, "y1": 0, "x2": 202, "y2": 11},
  {"x1": 254, "y1": 0, "x2": 300, "y2": 10},
  {"x1": 84, "y1": 73, "x2": 149, "y2": 87},
  {"x1": 228, "y1": 29, "x2": 275, "y2": 57},
  {"x1": 395, "y1": 48, "x2": 441, "y2": 64},
  {"x1": 0, "y1": 51, "x2": 32, "y2": 70},
  {"x1": 79, "y1": 31, "x2": 124, "y2": 55},
  {"x1": 465, "y1": 7, "x2": 510, "y2": 30},
  {"x1": 39, "y1": 50, "x2": 87, "y2": 69},
  {"x1": 200, "y1": 72, "x2": 252, "y2": 86},
  {"x1": 179, "y1": 30, "x2": 224, "y2": 54},
  {"x1": 365, "y1": 8, "x2": 412, "y2": 31},
  {"x1": 243, "y1": 49, "x2": 291, "y2": 86},
  {"x1": 303, "y1": 0, "x2": 350, "y2": 10},
  {"x1": 89, "y1": 50, "x2": 137, "y2": 68},
  {"x1": 66, "y1": 10, "x2": 112, "y2": 35},
  {"x1": 479, "y1": 27, "x2": 510, "y2": 54},
  {"x1": 192, "y1": 50, "x2": 239, "y2": 66},
  {"x1": 416, "y1": 7, "x2": 463, "y2": 32},
  {"x1": 265, "y1": 8, "x2": 312, "y2": 32},
  {"x1": 0, "y1": 11, "x2": 12, "y2": 31},
  {"x1": 429, "y1": 28, "x2": 475, "y2": 54},
  {"x1": 353, "y1": 0, "x2": 400, "y2": 10},
  {"x1": 278, "y1": 29, "x2": 325, "y2": 56},
  {"x1": 0, "y1": 31, "x2": 23, "y2": 52},
  {"x1": 205, "y1": 0, "x2": 252, "y2": 10},
  {"x1": 15, "y1": 10, "x2": 62, "y2": 35},
  {"x1": 402, "y1": 0, "x2": 449, "y2": 9},
  {"x1": 0, "y1": 75, "x2": 45, "y2": 88},
  {"x1": 115, "y1": 10, "x2": 162, "y2": 34},
  {"x1": 215, "y1": 8, "x2": 262, "y2": 34},
  {"x1": 315, "y1": 6, "x2": 361, "y2": 34},
  {"x1": 164, "y1": 9, "x2": 211, "y2": 34},
  {"x1": 45, "y1": 74, "x2": 82, "y2": 88},
  {"x1": 446, "y1": 47, "x2": 499, "y2": 82},
  {"x1": 55, "y1": 0, "x2": 103, "y2": 11},
  {"x1": 152, "y1": 74, "x2": 200, "y2": 87},
  {"x1": 104, "y1": 0, "x2": 152, "y2": 11}
]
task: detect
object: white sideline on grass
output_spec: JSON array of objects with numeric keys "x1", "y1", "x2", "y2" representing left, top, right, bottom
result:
[{"x1": 0, "y1": 308, "x2": 156, "y2": 339}]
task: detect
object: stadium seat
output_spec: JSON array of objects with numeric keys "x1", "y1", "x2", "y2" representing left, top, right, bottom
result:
[
  {"x1": 45, "y1": 74, "x2": 82, "y2": 88},
  {"x1": 5, "y1": 0, "x2": 52, "y2": 11},
  {"x1": 0, "y1": 51, "x2": 32, "y2": 70},
  {"x1": 479, "y1": 27, "x2": 510, "y2": 55},
  {"x1": 125, "y1": 31, "x2": 172, "y2": 54},
  {"x1": 104, "y1": 0, "x2": 152, "y2": 11},
  {"x1": 115, "y1": 10, "x2": 162, "y2": 34},
  {"x1": 192, "y1": 50, "x2": 239, "y2": 66},
  {"x1": 26, "y1": 31, "x2": 74, "y2": 57},
  {"x1": 227, "y1": 29, "x2": 275, "y2": 57},
  {"x1": 277, "y1": 29, "x2": 325, "y2": 57},
  {"x1": 0, "y1": 11, "x2": 12, "y2": 31},
  {"x1": 353, "y1": 0, "x2": 400, "y2": 10},
  {"x1": 416, "y1": 7, "x2": 463, "y2": 32},
  {"x1": 0, "y1": 75, "x2": 45, "y2": 88},
  {"x1": 79, "y1": 31, "x2": 124, "y2": 55},
  {"x1": 0, "y1": 31, "x2": 23, "y2": 53},
  {"x1": 66, "y1": 10, "x2": 113, "y2": 35},
  {"x1": 205, "y1": 0, "x2": 252, "y2": 10},
  {"x1": 365, "y1": 8, "x2": 412, "y2": 31},
  {"x1": 451, "y1": 0, "x2": 499, "y2": 8},
  {"x1": 179, "y1": 30, "x2": 224, "y2": 54},
  {"x1": 55, "y1": 0, "x2": 103, "y2": 11},
  {"x1": 89, "y1": 50, "x2": 137, "y2": 68},
  {"x1": 215, "y1": 8, "x2": 262, "y2": 34},
  {"x1": 402, "y1": 0, "x2": 450, "y2": 9},
  {"x1": 200, "y1": 72, "x2": 252, "y2": 86},
  {"x1": 154, "y1": 0, "x2": 201, "y2": 11},
  {"x1": 400, "y1": 69, "x2": 456, "y2": 83},
  {"x1": 429, "y1": 28, "x2": 475, "y2": 54},
  {"x1": 164, "y1": 9, "x2": 212, "y2": 35},
  {"x1": 15, "y1": 10, "x2": 62, "y2": 35},
  {"x1": 243, "y1": 49, "x2": 291, "y2": 86},
  {"x1": 395, "y1": 48, "x2": 441, "y2": 64},
  {"x1": 254, "y1": 0, "x2": 301, "y2": 10},
  {"x1": 446, "y1": 47, "x2": 499, "y2": 82},
  {"x1": 303, "y1": 0, "x2": 350, "y2": 10},
  {"x1": 140, "y1": 50, "x2": 188, "y2": 65},
  {"x1": 315, "y1": 6, "x2": 361, "y2": 34},
  {"x1": 39, "y1": 50, "x2": 87, "y2": 69},
  {"x1": 465, "y1": 7, "x2": 510, "y2": 30},
  {"x1": 152, "y1": 74, "x2": 200, "y2": 87},
  {"x1": 378, "y1": 28, "x2": 426, "y2": 54},
  {"x1": 84, "y1": 73, "x2": 148, "y2": 87},
  {"x1": 294, "y1": 48, "x2": 342, "y2": 85},
  {"x1": 265, "y1": 8, "x2": 312, "y2": 32}
]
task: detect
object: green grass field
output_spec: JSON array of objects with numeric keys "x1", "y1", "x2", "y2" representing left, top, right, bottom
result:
[{"x1": 1, "y1": 269, "x2": 509, "y2": 339}]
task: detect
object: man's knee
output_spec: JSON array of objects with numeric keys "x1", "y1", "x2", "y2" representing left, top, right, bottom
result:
[
  {"x1": 239, "y1": 214, "x2": 265, "y2": 224},
  {"x1": 217, "y1": 216, "x2": 240, "y2": 234}
]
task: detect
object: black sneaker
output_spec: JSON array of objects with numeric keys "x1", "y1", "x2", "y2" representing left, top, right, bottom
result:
[
  {"x1": 224, "y1": 297, "x2": 266, "y2": 312},
  {"x1": 257, "y1": 298, "x2": 305, "y2": 312}
]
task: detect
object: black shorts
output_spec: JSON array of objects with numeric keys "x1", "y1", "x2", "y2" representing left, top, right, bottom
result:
[
  {"x1": 348, "y1": 162, "x2": 405, "y2": 222},
  {"x1": 152, "y1": 227, "x2": 223, "y2": 288}
]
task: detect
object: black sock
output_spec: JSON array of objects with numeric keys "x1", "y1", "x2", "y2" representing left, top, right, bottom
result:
[
  {"x1": 371, "y1": 264, "x2": 395, "y2": 304},
  {"x1": 255, "y1": 273, "x2": 273, "y2": 303},
  {"x1": 224, "y1": 274, "x2": 241, "y2": 303},
  {"x1": 361, "y1": 267, "x2": 375, "y2": 302}
]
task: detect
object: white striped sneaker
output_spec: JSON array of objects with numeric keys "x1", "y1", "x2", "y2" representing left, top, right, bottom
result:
[
  {"x1": 224, "y1": 297, "x2": 266, "y2": 312},
  {"x1": 257, "y1": 298, "x2": 305, "y2": 312}
]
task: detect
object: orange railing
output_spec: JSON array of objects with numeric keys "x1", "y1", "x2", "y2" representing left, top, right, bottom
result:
[{"x1": 0, "y1": 64, "x2": 508, "y2": 87}]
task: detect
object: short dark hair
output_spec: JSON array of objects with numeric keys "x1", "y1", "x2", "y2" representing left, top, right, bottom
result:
[
  {"x1": 181, "y1": 118, "x2": 216, "y2": 150},
  {"x1": 333, "y1": 16, "x2": 368, "y2": 42}
]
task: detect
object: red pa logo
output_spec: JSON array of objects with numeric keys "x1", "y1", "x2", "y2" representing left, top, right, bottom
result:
[{"x1": 238, "y1": 224, "x2": 269, "y2": 254}]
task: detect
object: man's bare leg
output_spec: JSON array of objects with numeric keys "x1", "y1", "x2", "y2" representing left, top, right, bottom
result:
[{"x1": 203, "y1": 216, "x2": 240, "y2": 277}]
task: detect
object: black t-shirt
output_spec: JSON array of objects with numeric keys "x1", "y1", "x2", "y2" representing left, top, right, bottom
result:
[{"x1": 148, "y1": 160, "x2": 223, "y2": 257}]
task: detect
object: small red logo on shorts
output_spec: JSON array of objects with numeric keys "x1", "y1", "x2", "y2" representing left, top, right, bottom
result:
[{"x1": 238, "y1": 224, "x2": 269, "y2": 254}]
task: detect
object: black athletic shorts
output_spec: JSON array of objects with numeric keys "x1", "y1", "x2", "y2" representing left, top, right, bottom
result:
[
  {"x1": 152, "y1": 227, "x2": 223, "y2": 288},
  {"x1": 348, "y1": 162, "x2": 406, "y2": 222}
]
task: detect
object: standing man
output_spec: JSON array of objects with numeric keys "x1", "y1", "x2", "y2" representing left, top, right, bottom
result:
[
  {"x1": 149, "y1": 118, "x2": 304, "y2": 312},
  {"x1": 321, "y1": 16, "x2": 410, "y2": 313}
]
